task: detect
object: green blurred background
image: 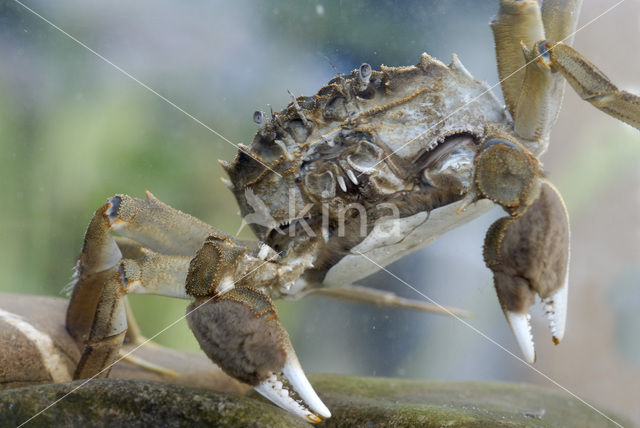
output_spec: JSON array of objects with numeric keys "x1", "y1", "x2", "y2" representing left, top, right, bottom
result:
[{"x1": 1, "y1": 0, "x2": 639, "y2": 423}]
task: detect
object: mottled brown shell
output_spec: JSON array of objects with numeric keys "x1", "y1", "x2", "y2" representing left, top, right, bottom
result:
[{"x1": 222, "y1": 53, "x2": 509, "y2": 243}]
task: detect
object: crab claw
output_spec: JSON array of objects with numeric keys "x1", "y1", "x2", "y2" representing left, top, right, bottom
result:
[
  {"x1": 186, "y1": 288, "x2": 330, "y2": 423},
  {"x1": 255, "y1": 355, "x2": 331, "y2": 423},
  {"x1": 483, "y1": 180, "x2": 570, "y2": 363}
]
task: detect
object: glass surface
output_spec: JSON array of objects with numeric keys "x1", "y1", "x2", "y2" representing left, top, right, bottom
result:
[{"x1": 1, "y1": 0, "x2": 638, "y2": 422}]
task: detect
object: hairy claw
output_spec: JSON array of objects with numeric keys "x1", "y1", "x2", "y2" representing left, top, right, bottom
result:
[
  {"x1": 483, "y1": 180, "x2": 569, "y2": 361},
  {"x1": 186, "y1": 288, "x2": 329, "y2": 422}
]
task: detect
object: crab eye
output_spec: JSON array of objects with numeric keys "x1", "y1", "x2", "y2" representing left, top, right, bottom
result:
[
  {"x1": 359, "y1": 63, "x2": 372, "y2": 82},
  {"x1": 253, "y1": 110, "x2": 265, "y2": 126}
]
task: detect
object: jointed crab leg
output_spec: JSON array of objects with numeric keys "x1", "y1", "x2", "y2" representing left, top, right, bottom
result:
[
  {"x1": 68, "y1": 192, "x2": 330, "y2": 421},
  {"x1": 313, "y1": 284, "x2": 474, "y2": 318},
  {"x1": 492, "y1": 0, "x2": 584, "y2": 150},
  {"x1": 491, "y1": 0, "x2": 545, "y2": 120},
  {"x1": 67, "y1": 195, "x2": 204, "y2": 378},
  {"x1": 540, "y1": 0, "x2": 582, "y2": 45},
  {"x1": 115, "y1": 237, "x2": 192, "y2": 299},
  {"x1": 483, "y1": 181, "x2": 569, "y2": 362},
  {"x1": 495, "y1": 0, "x2": 639, "y2": 141},
  {"x1": 547, "y1": 42, "x2": 640, "y2": 130},
  {"x1": 67, "y1": 201, "x2": 127, "y2": 379},
  {"x1": 514, "y1": 40, "x2": 558, "y2": 143},
  {"x1": 473, "y1": 137, "x2": 569, "y2": 363},
  {"x1": 106, "y1": 191, "x2": 215, "y2": 256}
]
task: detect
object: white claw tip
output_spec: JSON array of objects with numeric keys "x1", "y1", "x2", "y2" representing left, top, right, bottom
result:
[
  {"x1": 506, "y1": 311, "x2": 536, "y2": 364},
  {"x1": 283, "y1": 358, "x2": 331, "y2": 419},
  {"x1": 254, "y1": 374, "x2": 325, "y2": 423},
  {"x1": 254, "y1": 357, "x2": 331, "y2": 423},
  {"x1": 543, "y1": 279, "x2": 568, "y2": 344}
]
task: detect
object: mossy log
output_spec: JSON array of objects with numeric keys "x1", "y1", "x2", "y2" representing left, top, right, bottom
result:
[
  {"x1": 1, "y1": 376, "x2": 629, "y2": 427},
  {"x1": 0, "y1": 293, "x2": 629, "y2": 427}
]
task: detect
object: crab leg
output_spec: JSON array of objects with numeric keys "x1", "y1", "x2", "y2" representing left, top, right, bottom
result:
[
  {"x1": 68, "y1": 193, "x2": 329, "y2": 421},
  {"x1": 184, "y1": 236, "x2": 330, "y2": 422},
  {"x1": 117, "y1": 239, "x2": 192, "y2": 299},
  {"x1": 483, "y1": 179, "x2": 569, "y2": 363},
  {"x1": 67, "y1": 199, "x2": 206, "y2": 378},
  {"x1": 491, "y1": 0, "x2": 545, "y2": 121},
  {"x1": 547, "y1": 42, "x2": 640, "y2": 130},
  {"x1": 187, "y1": 288, "x2": 330, "y2": 423},
  {"x1": 67, "y1": 192, "x2": 230, "y2": 378},
  {"x1": 474, "y1": 138, "x2": 569, "y2": 362},
  {"x1": 540, "y1": 0, "x2": 583, "y2": 45},
  {"x1": 492, "y1": 0, "x2": 584, "y2": 151},
  {"x1": 66, "y1": 201, "x2": 126, "y2": 379},
  {"x1": 105, "y1": 191, "x2": 216, "y2": 256},
  {"x1": 513, "y1": 40, "x2": 559, "y2": 144},
  {"x1": 312, "y1": 284, "x2": 474, "y2": 317}
]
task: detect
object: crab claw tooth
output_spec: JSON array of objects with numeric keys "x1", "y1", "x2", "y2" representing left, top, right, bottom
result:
[
  {"x1": 543, "y1": 274, "x2": 568, "y2": 345},
  {"x1": 282, "y1": 356, "x2": 331, "y2": 419},
  {"x1": 254, "y1": 371, "x2": 326, "y2": 423},
  {"x1": 506, "y1": 311, "x2": 536, "y2": 364}
]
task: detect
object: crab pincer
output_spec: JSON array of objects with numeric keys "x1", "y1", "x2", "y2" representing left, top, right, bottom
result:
[
  {"x1": 475, "y1": 138, "x2": 569, "y2": 363},
  {"x1": 186, "y1": 252, "x2": 331, "y2": 423}
]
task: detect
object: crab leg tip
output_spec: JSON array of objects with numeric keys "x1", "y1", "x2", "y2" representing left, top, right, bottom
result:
[{"x1": 506, "y1": 311, "x2": 536, "y2": 364}]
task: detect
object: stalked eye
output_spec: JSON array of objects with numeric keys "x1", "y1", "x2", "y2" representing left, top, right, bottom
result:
[
  {"x1": 359, "y1": 63, "x2": 372, "y2": 82},
  {"x1": 357, "y1": 63, "x2": 374, "y2": 98},
  {"x1": 253, "y1": 110, "x2": 265, "y2": 126}
]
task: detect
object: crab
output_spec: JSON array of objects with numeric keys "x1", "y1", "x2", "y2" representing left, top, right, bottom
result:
[{"x1": 62, "y1": 0, "x2": 639, "y2": 423}]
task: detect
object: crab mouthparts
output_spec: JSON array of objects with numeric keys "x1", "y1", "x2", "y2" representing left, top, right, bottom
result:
[{"x1": 419, "y1": 134, "x2": 477, "y2": 193}]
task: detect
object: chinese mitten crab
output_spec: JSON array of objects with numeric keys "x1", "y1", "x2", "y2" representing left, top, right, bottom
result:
[{"x1": 65, "y1": 0, "x2": 639, "y2": 422}]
